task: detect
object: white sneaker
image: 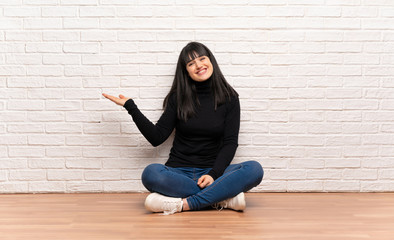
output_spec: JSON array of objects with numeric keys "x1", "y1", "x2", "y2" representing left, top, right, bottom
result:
[
  {"x1": 213, "y1": 192, "x2": 246, "y2": 211},
  {"x1": 145, "y1": 193, "x2": 183, "y2": 215}
]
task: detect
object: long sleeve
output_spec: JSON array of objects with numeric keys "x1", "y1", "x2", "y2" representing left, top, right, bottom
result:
[
  {"x1": 207, "y1": 96, "x2": 240, "y2": 180},
  {"x1": 123, "y1": 96, "x2": 177, "y2": 147}
]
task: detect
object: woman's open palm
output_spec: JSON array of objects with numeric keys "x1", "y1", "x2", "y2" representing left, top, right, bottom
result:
[{"x1": 102, "y1": 93, "x2": 130, "y2": 106}]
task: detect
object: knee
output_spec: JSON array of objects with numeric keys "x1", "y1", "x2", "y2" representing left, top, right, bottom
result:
[
  {"x1": 141, "y1": 163, "x2": 164, "y2": 190},
  {"x1": 244, "y1": 160, "x2": 264, "y2": 184}
]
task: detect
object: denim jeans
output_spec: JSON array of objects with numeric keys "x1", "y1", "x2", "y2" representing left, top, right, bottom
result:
[{"x1": 141, "y1": 160, "x2": 264, "y2": 210}]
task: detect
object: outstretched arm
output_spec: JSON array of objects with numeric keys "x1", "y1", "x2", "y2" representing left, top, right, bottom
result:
[{"x1": 103, "y1": 93, "x2": 177, "y2": 147}]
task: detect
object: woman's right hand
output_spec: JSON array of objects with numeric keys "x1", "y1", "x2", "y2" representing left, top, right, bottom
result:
[{"x1": 102, "y1": 93, "x2": 130, "y2": 106}]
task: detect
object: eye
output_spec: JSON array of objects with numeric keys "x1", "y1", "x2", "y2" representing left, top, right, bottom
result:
[
  {"x1": 200, "y1": 57, "x2": 205, "y2": 60},
  {"x1": 188, "y1": 62, "x2": 194, "y2": 67}
]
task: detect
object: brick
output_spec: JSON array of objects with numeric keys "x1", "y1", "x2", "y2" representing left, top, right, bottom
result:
[
  {"x1": 269, "y1": 123, "x2": 308, "y2": 134},
  {"x1": 343, "y1": 100, "x2": 378, "y2": 110},
  {"x1": 43, "y1": 55, "x2": 80, "y2": 65},
  {"x1": 65, "y1": 66, "x2": 101, "y2": 77},
  {"x1": 85, "y1": 170, "x2": 120, "y2": 180},
  {"x1": 121, "y1": 169, "x2": 143, "y2": 180},
  {"x1": 270, "y1": 170, "x2": 306, "y2": 180},
  {"x1": 82, "y1": 78, "x2": 119, "y2": 88},
  {"x1": 271, "y1": 101, "x2": 306, "y2": 110},
  {"x1": 63, "y1": 18, "x2": 99, "y2": 29},
  {"x1": 307, "y1": 147, "x2": 342, "y2": 158},
  {"x1": 46, "y1": 100, "x2": 81, "y2": 111},
  {"x1": 324, "y1": 181, "x2": 360, "y2": 192},
  {"x1": 29, "y1": 182, "x2": 65, "y2": 193},
  {"x1": 60, "y1": 0, "x2": 97, "y2": 5},
  {"x1": 305, "y1": 31, "x2": 343, "y2": 41},
  {"x1": 343, "y1": 169, "x2": 378, "y2": 180},
  {"x1": 46, "y1": 78, "x2": 82, "y2": 88},
  {"x1": 290, "y1": 112, "x2": 324, "y2": 122},
  {"x1": 7, "y1": 100, "x2": 44, "y2": 111},
  {"x1": 0, "y1": 66, "x2": 25, "y2": 76},
  {"x1": 271, "y1": 55, "x2": 308, "y2": 65},
  {"x1": 253, "y1": 135, "x2": 287, "y2": 146},
  {"x1": 83, "y1": 123, "x2": 120, "y2": 134},
  {"x1": 0, "y1": 112, "x2": 26, "y2": 122},
  {"x1": 365, "y1": 89, "x2": 394, "y2": 99},
  {"x1": 361, "y1": 181, "x2": 394, "y2": 192},
  {"x1": 65, "y1": 89, "x2": 101, "y2": 99},
  {"x1": 46, "y1": 147, "x2": 82, "y2": 157},
  {"x1": 83, "y1": 100, "x2": 121, "y2": 111},
  {"x1": 80, "y1": 7, "x2": 115, "y2": 17},
  {"x1": 7, "y1": 54, "x2": 42, "y2": 65},
  {"x1": 0, "y1": 183, "x2": 28, "y2": 193},
  {"x1": 381, "y1": 124, "x2": 394, "y2": 133},
  {"x1": 5, "y1": 31, "x2": 41, "y2": 41},
  {"x1": 8, "y1": 124, "x2": 44, "y2": 133},
  {"x1": 326, "y1": 89, "x2": 362, "y2": 99},
  {"x1": 307, "y1": 100, "x2": 343, "y2": 110},
  {"x1": 102, "y1": 65, "x2": 139, "y2": 76},
  {"x1": 66, "y1": 159, "x2": 101, "y2": 169},
  {"x1": 65, "y1": 112, "x2": 101, "y2": 122},
  {"x1": 28, "y1": 89, "x2": 63, "y2": 99},
  {"x1": 83, "y1": 147, "x2": 120, "y2": 158},
  {"x1": 48, "y1": 170, "x2": 84, "y2": 181},
  {"x1": 344, "y1": 146, "x2": 379, "y2": 157},
  {"x1": 9, "y1": 170, "x2": 46, "y2": 181},
  {"x1": 45, "y1": 123, "x2": 82, "y2": 133},
  {"x1": 290, "y1": 43, "x2": 325, "y2": 53},
  {"x1": 326, "y1": 136, "x2": 361, "y2": 146},
  {"x1": 325, "y1": 159, "x2": 360, "y2": 168},
  {"x1": 28, "y1": 135, "x2": 65, "y2": 145},
  {"x1": 29, "y1": 159, "x2": 65, "y2": 169},
  {"x1": 306, "y1": 7, "x2": 341, "y2": 17},
  {"x1": 344, "y1": 31, "x2": 381, "y2": 41},
  {"x1": 103, "y1": 136, "x2": 138, "y2": 147},
  {"x1": 342, "y1": 124, "x2": 379, "y2": 134},
  {"x1": 67, "y1": 182, "x2": 102, "y2": 193},
  {"x1": 41, "y1": 7, "x2": 77, "y2": 17},
  {"x1": 27, "y1": 66, "x2": 63, "y2": 76},
  {"x1": 43, "y1": 31, "x2": 79, "y2": 41},
  {"x1": 307, "y1": 170, "x2": 342, "y2": 180},
  {"x1": 289, "y1": 136, "x2": 324, "y2": 146},
  {"x1": 66, "y1": 136, "x2": 101, "y2": 146},
  {"x1": 9, "y1": 147, "x2": 44, "y2": 157},
  {"x1": 252, "y1": 112, "x2": 288, "y2": 122},
  {"x1": 28, "y1": 112, "x2": 64, "y2": 122},
  {"x1": 24, "y1": 18, "x2": 62, "y2": 29},
  {"x1": 116, "y1": 7, "x2": 153, "y2": 16},
  {"x1": 326, "y1": 111, "x2": 362, "y2": 122},
  {"x1": 0, "y1": 19, "x2": 22, "y2": 29}
]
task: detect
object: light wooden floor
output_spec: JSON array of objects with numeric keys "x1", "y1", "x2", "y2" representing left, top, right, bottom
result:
[{"x1": 0, "y1": 193, "x2": 394, "y2": 240}]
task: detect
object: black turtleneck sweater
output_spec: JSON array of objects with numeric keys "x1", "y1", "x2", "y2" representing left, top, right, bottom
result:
[{"x1": 123, "y1": 79, "x2": 240, "y2": 180}]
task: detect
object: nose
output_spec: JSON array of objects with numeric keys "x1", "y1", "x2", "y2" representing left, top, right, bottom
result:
[{"x1": 195, "y1": 60, "x2": 202, "y2": 68}]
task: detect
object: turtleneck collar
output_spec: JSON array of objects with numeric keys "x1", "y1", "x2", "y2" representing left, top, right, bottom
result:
[{"x1": 194, "y1": 78, "x2": 212, "y2": 94}]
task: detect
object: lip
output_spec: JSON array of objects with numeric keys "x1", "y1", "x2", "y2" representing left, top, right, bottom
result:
[{"x1": 196, "y1": 68, "x2": 207, "y2": 75}]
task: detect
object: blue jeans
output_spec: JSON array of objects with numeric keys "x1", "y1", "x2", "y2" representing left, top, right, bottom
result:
[{"x1": 141, "y1": 161, "x2": 264, "y2": 210}]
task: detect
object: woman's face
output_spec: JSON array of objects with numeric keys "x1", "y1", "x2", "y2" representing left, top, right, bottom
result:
[{"x1": 186, "y1": 55, "x2": 213, "y2": 82}]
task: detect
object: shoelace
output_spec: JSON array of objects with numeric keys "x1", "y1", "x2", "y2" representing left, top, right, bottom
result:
[
  {"x1": 161, "y1": 200, "x2": 181, "y2": 215},
  {"x1": 212, "y1": 201, "x2": 227, "y2": 211}
]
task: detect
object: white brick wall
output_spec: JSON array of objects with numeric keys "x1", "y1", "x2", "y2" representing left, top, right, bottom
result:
[{"x1": 1, "y1": 1, "x2": 394, "y2": 193}]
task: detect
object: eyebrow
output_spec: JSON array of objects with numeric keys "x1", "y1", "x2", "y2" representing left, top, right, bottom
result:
[{"x1": 187, "y1": 55, "x2": 205, "y2": 64}]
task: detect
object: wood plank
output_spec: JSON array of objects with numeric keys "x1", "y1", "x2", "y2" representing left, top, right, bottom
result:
[{"x1": 0, "y1": 193, "x2": 393, "y2": 239}]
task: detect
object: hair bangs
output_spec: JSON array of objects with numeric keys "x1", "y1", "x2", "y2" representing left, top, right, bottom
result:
[{"x1": 181, "y1": 43, "x2": 209, "y2": 65}]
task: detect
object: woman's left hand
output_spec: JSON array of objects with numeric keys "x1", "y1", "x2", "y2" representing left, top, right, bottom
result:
[{"x1": 197, "y1": 175, "x2": 214, "y2": 188}]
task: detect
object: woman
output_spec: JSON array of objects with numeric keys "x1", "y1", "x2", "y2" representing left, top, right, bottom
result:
[{"x1": 103, "y1": 42, "x2": 263, "y2": 215}]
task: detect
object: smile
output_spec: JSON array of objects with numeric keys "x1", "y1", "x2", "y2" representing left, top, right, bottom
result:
[{"x1": 197, "y1": 68, "x2": 207, "y2": 75}]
